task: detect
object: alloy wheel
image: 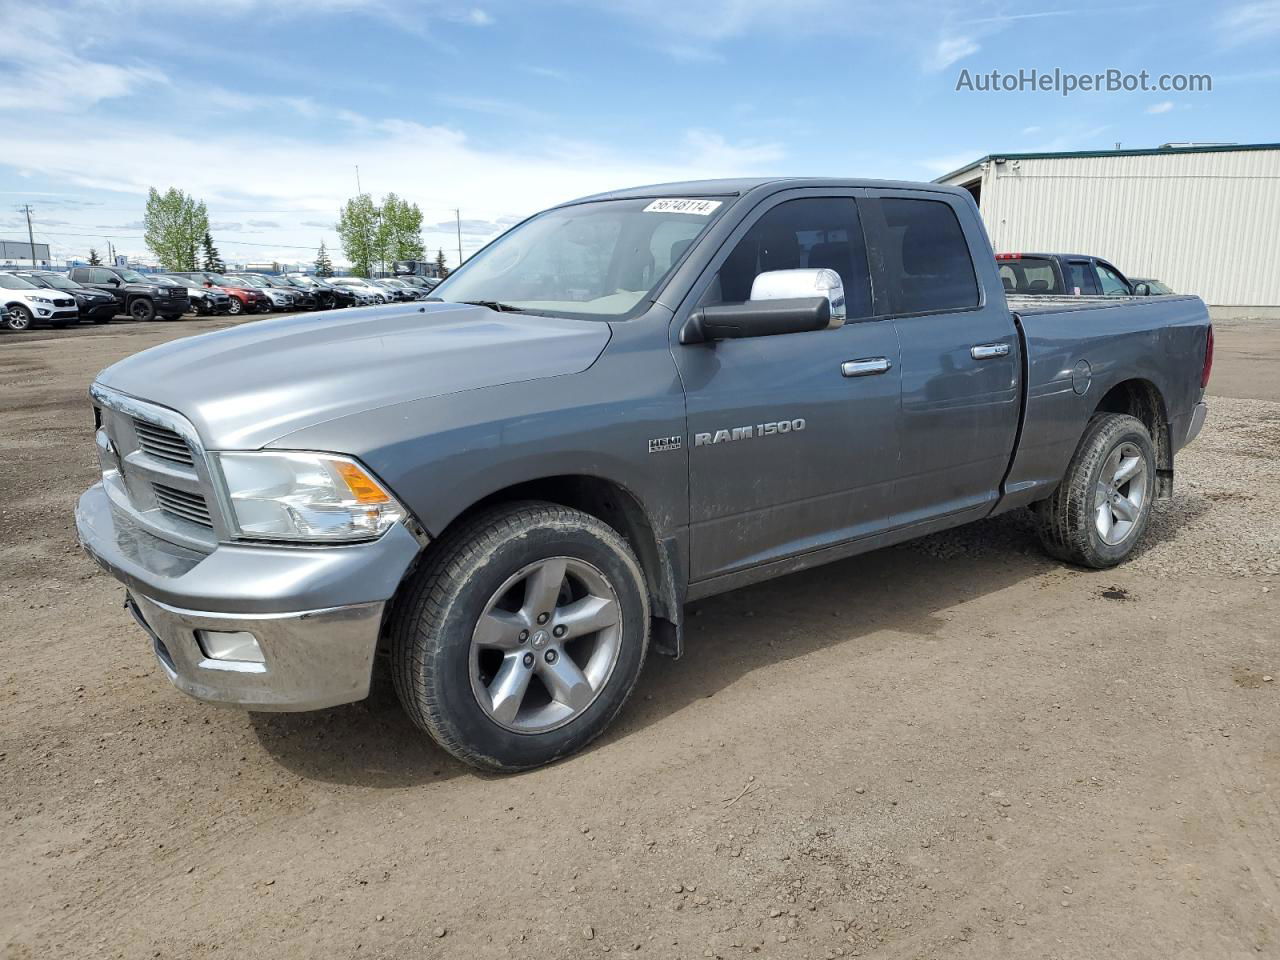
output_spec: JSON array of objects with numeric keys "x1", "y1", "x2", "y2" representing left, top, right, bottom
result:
[
  {"x1": 469, "y1": 556, "x2": 623, "y2": 734},
  {"x1": 1094, "y1": 441, "x2": 1148, "y2": 545}
]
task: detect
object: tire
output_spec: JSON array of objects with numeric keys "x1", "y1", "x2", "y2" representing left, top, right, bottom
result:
[
  {"x1": 391, "y1": 502, "x2": 650, "y2": 772},
  {"x1": 1034, "y1": 413, "x2": 1156, "y2": 569},
  {"x1": 4, "y1": 305, "x2": 33, "y2": 331},
  {"x1": 226, "y1": 298, "x2": 242, "y2": 316},
  {"x1": 129, "y1": 298, "x2": 156, "y2": 322}
]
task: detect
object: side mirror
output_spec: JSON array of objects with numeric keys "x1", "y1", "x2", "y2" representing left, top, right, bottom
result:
[
  {"x1": 1132, "y1": 281, "x2": 1151, "y2": 297},
  {"x1": 109, "y1": 277, "x2": 121, "y2": 286},
  {"x1": 680, "y1": 268, "x2": 846, "y2": 344}
]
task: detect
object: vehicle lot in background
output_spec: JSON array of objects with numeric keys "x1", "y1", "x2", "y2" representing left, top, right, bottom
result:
[
  {"x1": 172, "y1": 271, "x2": 271, "y2": 315},
  {"x1": 1, "y1": 314, "x2": 1276, "y2": 958}
]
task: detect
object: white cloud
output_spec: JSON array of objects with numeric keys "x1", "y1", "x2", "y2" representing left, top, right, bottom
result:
[
  {"x1": 926, "y1": 34, "x2": 980, "y2": 72},
  {"x1": 1218, "y1": 1, "x2": 1280, "y2": 43},
  {"x1": 1021, "y1": 125, "x2": 1042, "y2": 135},
  {"x1": 1147, "y1": 100, "x2": 1175, "y2": 114}
]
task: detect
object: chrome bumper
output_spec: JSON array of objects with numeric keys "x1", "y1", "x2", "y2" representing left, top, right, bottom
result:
[{"x1": 76, "y1": 481, "x2": 421, "y2": 711}]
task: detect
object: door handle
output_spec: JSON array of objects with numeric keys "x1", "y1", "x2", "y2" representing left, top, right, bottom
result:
[
  {"x1": 970, "y1": 343, "x2": 1010, "y2": 360},
  {"x1": 841, "y1": 357, "x2": 892, "y2": 377}
]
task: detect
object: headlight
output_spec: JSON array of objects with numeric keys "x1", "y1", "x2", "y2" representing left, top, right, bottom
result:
[
  {"x1": 32, "y1": 296, "x2": 53, "y2": 304},
  {"x1": 213, "y1": 452, "x2": 407, "y2": 542}
]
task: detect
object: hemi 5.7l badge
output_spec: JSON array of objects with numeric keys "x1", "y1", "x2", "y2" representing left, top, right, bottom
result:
[{"x1": 648, "y1": 436, "x2": 682, "y2": 453}]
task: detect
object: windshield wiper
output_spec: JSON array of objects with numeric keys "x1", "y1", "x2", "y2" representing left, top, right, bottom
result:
[{"x1": 459, "y1": 299, "x2": 524, "y2": 313}]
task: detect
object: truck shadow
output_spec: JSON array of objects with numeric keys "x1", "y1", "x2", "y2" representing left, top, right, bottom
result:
[{"x1": 247, "y1": 502, "x2": 1206, "y2": 787}]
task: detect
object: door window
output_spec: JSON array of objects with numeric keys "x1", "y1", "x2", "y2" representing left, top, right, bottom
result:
[
  {"x1": 1067, "y1": 261, "x2": 1096, "y2": 295},
  {"x1": 702, "y1": 197, "x2": 873, "y2": 319},
  {"x1": 1095, "y1": 262, "x2": 1131, "y2": 295},
  {"x1": 881, "y1": 199, "x2": 979, "y2": 314}
]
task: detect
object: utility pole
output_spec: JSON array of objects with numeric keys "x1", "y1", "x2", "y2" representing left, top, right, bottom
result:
[
  {"x1": 22, "y1": 205, "x2": 37, "y2": 267},
  {"x1": 454, "y1": 208, "x2": 463, "y2": 268}
]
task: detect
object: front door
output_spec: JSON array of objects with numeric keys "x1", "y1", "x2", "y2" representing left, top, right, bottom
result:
[
  {"x1": 863, "y1": 190, "x2": 1022, "y2": 525},
  {"x1": 674, "y1": 192, "x2": 902, "y2": 582}
]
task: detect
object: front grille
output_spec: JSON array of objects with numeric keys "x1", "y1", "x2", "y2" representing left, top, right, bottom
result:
[
  {"x1": 54, "y1": 297, "x2": 75, "y2": 307},
  {"x1": 133, "y1": 419, "x2": 194, "y2": 466},
  {"x1": 152, "y1": 483, "x2": 213, "y2": 528},
  {"x1": 168, "y1": 288, "x2": 185, "y2": 297}
]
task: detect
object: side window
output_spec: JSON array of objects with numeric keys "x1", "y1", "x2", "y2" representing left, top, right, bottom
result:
[
  {"x1": 881, "y1": 198, "x2": 979, "y2": 314},
  {"x1": 703, "y1": 197, "x2": 873, "y2": 320},
  {"x1": 1095, "y1": 262, "x2": 1130, "y2": 295},
  {"x1": 1067, "y1": 261, "x2": 1094, "y2": 295},
  {"x1": 998, "y1": 257, "x2": 1058, "y2": 294}
]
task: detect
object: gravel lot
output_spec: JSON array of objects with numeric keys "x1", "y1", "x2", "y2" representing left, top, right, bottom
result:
[{"x1": 2, "y1": 316, "x2": 1277, "y2": 960}]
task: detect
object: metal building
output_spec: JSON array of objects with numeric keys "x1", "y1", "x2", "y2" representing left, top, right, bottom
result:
[{"x1": 935, "y1": 142, "x2": 1280, "y2": 315}]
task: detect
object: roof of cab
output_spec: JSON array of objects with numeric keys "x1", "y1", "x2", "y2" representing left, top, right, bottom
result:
[{"x1": 561, "y1": 177, "x2": 973, "y2": 207}]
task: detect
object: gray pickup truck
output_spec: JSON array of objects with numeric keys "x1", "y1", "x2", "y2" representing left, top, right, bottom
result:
[{"x1": 76, "y1": 178, "x2": 1212, "y2": 771}]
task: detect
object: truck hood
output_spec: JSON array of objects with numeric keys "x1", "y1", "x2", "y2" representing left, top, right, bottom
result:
[{"x1": 95, "y1": 302, "x2": 612, "y2": 450}]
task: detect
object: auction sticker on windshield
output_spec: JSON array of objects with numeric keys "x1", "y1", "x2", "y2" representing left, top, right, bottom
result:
[{"x1": 643, "y1": 198, "x2": 723, "y2": 215}]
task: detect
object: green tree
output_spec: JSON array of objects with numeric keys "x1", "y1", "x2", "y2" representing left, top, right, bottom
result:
[
  {"x1": 87, "y1": 248, "x2": 102, "y2": 266},
  {"x1": 434, "y1": 248, "x2": 449, "y2": 278},
  {"x1": 143, "y1": 187, "x2": 209, "y2": 270},
  {"x1": 336, "y1": 193, "x2": 379, "y2": 277},
  {"x1": 314, "y1": 241, "x2": 334, "y2": 278},
  {"x1": 377, "y1": 193, "x2": 426, "y2": 265},
  {"x1": 201, "y1": 232, "x2": 225, "y2": 272}
]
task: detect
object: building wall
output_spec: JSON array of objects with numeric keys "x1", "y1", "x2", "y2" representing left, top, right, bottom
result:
[{"x1": 941, "y1": 149, "x2": 1280, "y2": 307}]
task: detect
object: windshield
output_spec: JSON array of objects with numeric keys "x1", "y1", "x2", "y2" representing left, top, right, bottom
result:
[
  {"x1": 237, "y1": 277, "x2": 269, "y2": 288},
  {"x1": 118, "y1": 269, "x2": 148, "y2": 282},
  {"x1": 38, "y1": 274, "x2": 79, "y2": 290},
  {"x1": 431, "y1": 196, "x2": 725, "y2": 319},
  {"x1": 221, "y1": 278, "x2": 250, "y2": 289},
  {"x1": 0, "y1": 274, "x2": 38, "y2": 289}
]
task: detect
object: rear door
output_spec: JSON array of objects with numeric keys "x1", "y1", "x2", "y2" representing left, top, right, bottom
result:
[
  {"x1": 863, "y1": 189, "x2": 1021, "y2": 525},
  {"x1": 674, "y1": 190, "x2": 902, "y2": 581},
  {"x1": 1094, "y1": 259, "x2": 1134, "y2": 296}
]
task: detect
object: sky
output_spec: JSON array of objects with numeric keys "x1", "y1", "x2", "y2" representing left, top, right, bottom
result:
[{"x1": 1, "y1": 0, "x2": 1277, "y2": 269}]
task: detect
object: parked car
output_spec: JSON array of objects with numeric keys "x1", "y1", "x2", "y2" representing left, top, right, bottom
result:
[
  {"x1": 230, "y1": 275, "x2": 298, "y2": 312},
  {"x1": 172, "y1": 272, "x2": 270, "y2": 316},
  {"x1": 995, "y1": 253, "x2": 1150, "y2": 297},
  {"x1": 1131, "y1": 277, "x2": 1175, "y2": 295},
  {"x1": 239, "y1": 273, "x2": 318, "y2": 310},
  {"x1": 156, "y1": 274, "x2": 232, "y2": 315},
  {"x1": 400, "y1": 275, "x2": 440, "y2": 294},
  {"x1": 331, "y1": 277, "x2": 389, "y2": 303},
  {"x1": 377, "y1": 277, "x2": 426, "y2": 301},
  {"x1": 68, "y1": 265, "x2": 189, "y2": 321},
  {"x1": 0, "y1": 272, "x2": 79, "y2": 329},
  {"x1": 10, "y1": 269, "x2": 117, "y2": 324},
  {"x1": 283, "y1": 274, "x2": 355, "y2": 309},
  {"x1": 77, "y1": 177, "x2": 1212, "y2": 773}
]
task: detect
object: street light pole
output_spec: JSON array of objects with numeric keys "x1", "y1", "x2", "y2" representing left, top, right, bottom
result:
[{"x1": 454, "y1": 208, "x2": 462, "y2": 268}]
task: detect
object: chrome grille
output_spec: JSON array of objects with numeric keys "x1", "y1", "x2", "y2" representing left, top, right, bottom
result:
[
  {"x1": 152, "y1": 483, "x2": 213, "y2": 528},
  {"x1": 133, "y1": 419, "x2": 194, "y2": 465}
]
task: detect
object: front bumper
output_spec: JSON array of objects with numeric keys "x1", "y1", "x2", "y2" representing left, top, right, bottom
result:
[{"x1": 76, "y1": 481, "x2": 422, "y2": 711}]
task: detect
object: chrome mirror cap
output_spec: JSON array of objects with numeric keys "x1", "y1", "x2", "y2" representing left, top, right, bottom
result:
[{"x1": 750, "y1": 268, "x2": 846, "y2": 326}]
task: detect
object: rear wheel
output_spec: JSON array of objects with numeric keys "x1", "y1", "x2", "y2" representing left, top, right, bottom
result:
[
  {"x1": 129, "y1": 298, "x2": 155, "y2": 322},
  {"x1": 1034, "y1": 413, "x2": 1156, "y2": 568},
  {"x1": 4, "y1": 305, "x2": 33, "y2": 331},
  {"x1": 391, "y1": 502, "x2": 650, "y2": 772}
]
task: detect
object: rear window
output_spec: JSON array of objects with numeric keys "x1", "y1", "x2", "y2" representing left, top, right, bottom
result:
[
  {"x1": 997, "y1": 257, "x2": 1063, "y2": 295},
  {"x1": 882, "y1": 199, "x2": 979, "y2": 314}
]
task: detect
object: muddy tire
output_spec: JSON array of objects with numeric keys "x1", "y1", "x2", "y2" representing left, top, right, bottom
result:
[
  {"x1": 391, "y1": 502, "x2": 650, "y2": 772},
  {"x1": 1034, "y1": 413, "x2": 1156, "y2": 569}
]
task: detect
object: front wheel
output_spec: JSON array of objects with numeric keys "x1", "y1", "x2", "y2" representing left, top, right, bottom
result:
[
  {"x1": 1034, "y1": 413, "x2": 1156, "y2": 568},
  {"x1": 226, "y1": 298, "x2": 242, "y2": 316},
  {"x1": 391, "y1": 502, "x2": 650, "y2": 772},
  {"x1": 4, "y1": 305, "x2": 33, "y2": 330},
  {"x1": 129, "y1": 298, "x2": 155, "y2": 322}
]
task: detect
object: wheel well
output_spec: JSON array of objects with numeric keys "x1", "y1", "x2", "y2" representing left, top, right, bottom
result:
[
  {"x1": 1092, "y1": 379, "x2": 1173, "y2": 497},
  {"x1": 447, "y1": 476, "x2": 683, "y2": 656}
]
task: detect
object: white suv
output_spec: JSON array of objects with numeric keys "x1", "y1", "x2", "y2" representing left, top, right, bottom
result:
[
  {"x1": 1, "y1": 272, "x2": 80, "y2": 330},
  {"x1": 331, "y1": 277, "x2": 389, "y2": 304}
]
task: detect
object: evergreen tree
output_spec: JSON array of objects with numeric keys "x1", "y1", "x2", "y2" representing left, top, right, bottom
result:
[
  {"x1": 314, "y1": 241, "x2": 334, "y2": 278},
  {"x1": 87, "y1": 248, "x2": 102, "y2": 266},
  {"x1": 201, "y1": 232, "x2": 225, "y2": 272},
  {"x1": 434, "y1": 248, "x2": 449, "y2": 278}
]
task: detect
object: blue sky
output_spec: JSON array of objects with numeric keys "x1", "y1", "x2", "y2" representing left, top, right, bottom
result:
[{"x1": 1, "y1": 0, "x2": 1277, "y2": 268}]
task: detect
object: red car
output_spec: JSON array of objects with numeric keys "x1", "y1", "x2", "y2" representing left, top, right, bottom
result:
[{"x1": 174, "y1": 272, "x2": 270, "y2": 315}]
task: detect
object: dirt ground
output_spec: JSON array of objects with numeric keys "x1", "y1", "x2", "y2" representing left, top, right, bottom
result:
[{"x1": 2, "y1": 316, "x2": 1277, "y2": 960}]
